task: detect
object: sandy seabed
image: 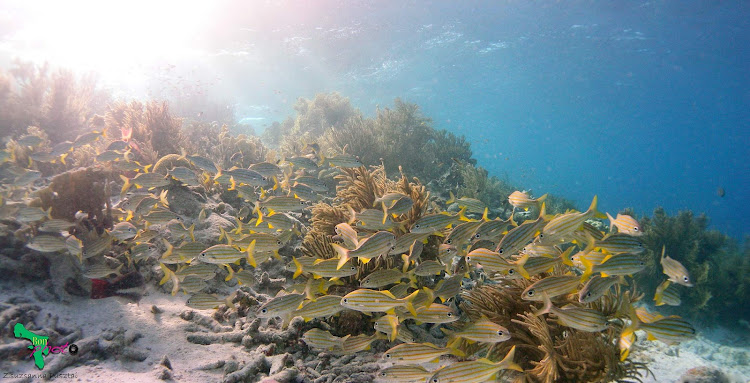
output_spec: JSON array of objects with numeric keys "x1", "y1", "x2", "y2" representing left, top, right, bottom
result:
[{"x1": 1, "y1": 282, "x2": 748, "y2": 383}]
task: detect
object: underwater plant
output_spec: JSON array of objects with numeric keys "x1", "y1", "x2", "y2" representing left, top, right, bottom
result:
[
  {"x1": 0, "y1": 61, "x2": 109, "y2": 143},
  {"x1": 636, "y1": 207, "x2": 749, "y2": 325}
]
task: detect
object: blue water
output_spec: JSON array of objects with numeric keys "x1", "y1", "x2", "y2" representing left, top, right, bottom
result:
[
  {"x1": 227, "y1": 0, "x2": 749, "y2": 238},
  {"x1": 3, "y1": 0, "x2": 747, "y2": 238}
]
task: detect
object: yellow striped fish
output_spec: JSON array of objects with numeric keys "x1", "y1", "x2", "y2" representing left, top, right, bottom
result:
[
  {"x1": 496, "y1": 203, "x2": 547, "y2": 255},
  {"x1": 257, "y1": 293, "x2": 305, "y2": 318},
  {"x1": 26, "y1": 235, "x2": 67, "y2": 253},
  {"x1": 374, "y1": 314, "x2": 401, "y2": 342},
  {"x1": 521, "y1": 275, "x2": 581, "y2": 301},
  {"x1": 296, "y1": 258, "x2": 359, "y2": 280},
  {"x1": 340, "y1": 333, "x2": 383, "y2": 354},
  {"x1": 292, "y1": 295, "x2": 346, "y2": 321},
  {"x1": 334, "y1": 222, "x2": 359, "y2": 249},
  {"x1": 543, "y1": 195, "x2": 601, "y2": 240},
  {"x1": 186, "y1": 293, "x2": 229, "y2": 310},
  {"x1": 595, "y1": 233, "x2": 645, "y2": 254},
  {"x1": 302, "y1": 329, "x2": 343, "y2": 351},
  {"x1": 377, "y1": 365, "x2": 432, "y2": 383},
  {"x1": 399, "y1": 303, "x2": 458, "y2": 324},
  {"x1": 606, "y1": 213, "x2": 642, "y2": 236},
  {"x1": 578, "y1": 275, "x2": 623, "y2": 303},
  {"x1": 466, "y1": 248, "x2": 529, "y2": 278},
  {"x1": 392, "y1": 232, "x2": 431, "y2": 255},
  {"x1": 508, "y1": 190, "x2": 547, "y2": 210},
  {"x1": 581, "y1": 253, "x2": 646, "y2": 280},
  {"x1": 360, "y1": 268, "x2": 414, "y2": 289},
  {"x1": 413, "y1": 260, "x2": 446, "y2": 276},
  {"x1": 410, "y1": 212, "x2": 462, "y2": 234},
  {"x1": 447, "y1": 192, "x2": 488, "y2": 216},
  {"x1": 383, "y1": 342, "x2": 465, "y2": 364},
  {"x1": 198, "y1": 242, "x2": 256, "y2": 267},
  {"x1": 535, "y1": 293, "x2": 608, "y2": 332},
  {"x1": 332, "y1": 231, "x2": 396, "y2": 269},
  {"x1": 660, "y1": 246, "x2": 693, "y2": 287},
  {"x1": 427, "y1": 346, "x2": 522, "y2": 383},
  {"x1": 446, "y1": 316, "x2": 510, "y2": 344},
  {"x1": 341, "y1": 289, "x2": 419, "y2": 316},
  {"x1": 638, "y1": 316, "x2": 696, "y2": 345},
  {"x1": 654, "y1": 280, "x2": 681, "y2": 306},
  {"x1": 432, "y1": 274, "x2": 464, "y2": 303}
]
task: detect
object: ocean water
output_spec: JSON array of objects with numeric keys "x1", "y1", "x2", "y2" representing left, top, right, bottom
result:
[
  {"x1": 1, "y1": 1, "x2": 749, "y2": 382},
  {"x1": 4, "y1": 1, "x2": 745, "y2": 237}
]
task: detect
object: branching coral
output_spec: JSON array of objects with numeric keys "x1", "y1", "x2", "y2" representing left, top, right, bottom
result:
[
  {"x1": 103, "y1": 100, "x2": 182, "y2": 164},
  {"x1": 459, "y1": 280, "x2": 650, "y2": 383},
  {"x1": 0, "y1": 61, "x2": 109, "y2": 143}
]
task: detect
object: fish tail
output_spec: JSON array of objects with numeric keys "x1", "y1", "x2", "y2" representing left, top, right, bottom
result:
[
  {"x1": 188, "y1": 224, "x2": 195, "y2": 242},
  {"x1": 447, "y1": 191, "x2": 456, "y2": 205},
  {"x1": 331, "y1": 243, "x2": 350, "y2": 270},
  {"x1": 606, "y1": 212, "x2": 616, "y2": 232},
  {"x1": 537, "y1": 193, "x2": 548, "y2": 203},
  {"x1": 448, "y1": 346, "x2": 466, "y2": 358},
  {"x1": 292, "y1": 257, "x2": 303, "y2": 279},
  {"x1": 159, "y1": 190, "x2": 169, "y2": 207},
  {"x1": 515, "y1": 253, "x2": 531, "y2": 279},
  {"x1": 381, "y1": 202, "x2": 388, "y2": 225},
  {"x1": 223, "y1": 264, "x2": 235, "y2": 281},
  {"x1": 158, "y1": 263, "x2": 172, "y2": 285},
  {"x1": 420, "y1": 286, "x2": 434, "y2": 309},
  {"x1": 401, "y1": 254, "x2": 410, "y2": 273},
  {"x1": 580, "y1": 256, "x2": 594, "y2": 281},
  {"x1": 59, "y1": 152, "x2": 67, "y2": 165},
  {"x1": 272, "y1": 176, "x2": 279, "y2": 191},
  {"x1": 228, "y1": 176, "x2": 236, "y2": 191},
  {"x1": 246, "y1": 240, "x2": 257, "y2": 268},
  {"x1": 560, "y1": 246, "x2": 575, "y2": 267},
  {"x1": 143, "y1": 164, "x2": 152, "y2": 173},
  {"x1": 458, "y1": 206, "x2": 469, "y2": 222},
  {"x1": 347, "y1": 205, "x2": 356, "y2": 224},
  {"x1": 161, "y1": 239, "x2": 173, "y2": 259},
  {"x1": 482, "y1": 207, "x2": 489, "y2": 222},
  {"x1": 402, "y1": 290, "x2": 420, "y2": 317},
  {"x1": 534, "y1": 292, "x2": 553, "y2": 316},
  {"x1": 498, "y1": 345, "x2": 523, "y2": 371},
  {"x1": 119, "y1": 175, "x2": 131, "y2": 195}
]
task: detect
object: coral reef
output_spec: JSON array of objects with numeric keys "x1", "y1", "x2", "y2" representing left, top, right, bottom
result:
[
  {"x1": 0, "y1": 61, "x2": 110, "y2": 143},
  {"x1": 460, "y1": 282, "x2": 650, "y2": 383},
  {"x1": 36, "y1": 167, "x2": 112, "y2": 225},
  {"x1": 637, "y1": 208, "x2": 749, "y2": 325}
]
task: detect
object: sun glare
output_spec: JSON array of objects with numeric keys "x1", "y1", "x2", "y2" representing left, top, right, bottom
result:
[{"x1": 4, "y1": 0, "x2": 212, "y2": 86}]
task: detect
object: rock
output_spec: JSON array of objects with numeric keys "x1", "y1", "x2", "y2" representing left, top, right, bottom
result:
[
  {"x1": 678, "y1": 366, "x2": 731, "y2": 383},
  {"x1": 194, "y1": 213, "x2": 235, "y2": 243},
  {"x1": 159, "y1": 355, "x2": 172, "y2": 370},
  {"x1": 154, "y1": 365, "x2": 173, "y2": 380},
  {"x1": 151, "y1": 305, "x2": 164, "y2": 314}
]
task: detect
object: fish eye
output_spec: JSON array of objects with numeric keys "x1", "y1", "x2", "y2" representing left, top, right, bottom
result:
[
  {"x1": 380, "y1": 372, "x2": 387, "y2": 377},
  {"x1": 384, "y1": 353, "x2": 391, "y2": 359},
  {"x1": 474, "y1": 233, "x2": 481, "y2": 238},
  {"x1": 466, "y1": 256, "x2": 472, "y2": 262},
  {"x1": 498, "y1": 248, "x2": 504, "y2": 254},
  {"x1": 497, "y1": 330, "x2": 504, "y2": 336},
  {"x1": 508, "y1": 269, "x2": 515, "y2": 275},
  {"x1": 261, "y1": 308, "x2": 267, "y2": 314},
  {"x1": 446, "y1": 239, "x2": 452, "y2": 244},
  {"x1": 351, "y1": 267, "x2": 357, "y2": 271},
  {"x1": 640, "y1": 261, "x2": 645, "y2": 266},
  {"x1": 277, "y1": 240, "x2": 282, "y2": 245},
  {"x1": 446, "y1": 248, "x2": 452, "y2": 253},
  {"x1": 539, "y1": 234, "x2": 544, "y2": 238},
  {"x1": 415, "y1": 224, "x2": 420, "y2": 229},
  {"x1": 299, "y1": 201, "x2": 305, "y2": 205},
  {"x1": 447, "y1": 312, "x2": 453, "y2": 317},
  {"x1": 432, "y1": 379, "x2": 439, "y2": 383},
  {"x1": 683, "y1": 276, "x2": 689, "y2": 282},
  {"x1": 634, "y1": 227, "x2": 639, "y2": 231},
  {"x1": 343, "y1": 298, "x2": 348, "y2": 304},
  {"x1": 586, "y1": 292, "x2": 592, "y2": 297},
  {"x1": 527, "y1": 290, "x2": 534, "y2": 296}
]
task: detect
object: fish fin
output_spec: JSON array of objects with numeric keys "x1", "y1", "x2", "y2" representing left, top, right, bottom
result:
[
  {"x1": 224, "y1": 264, "x2": 234, "y2": 281},
  {"x1": 580, "y1": 257, "x2": 593, "y2": 281},
  {"x1": 119, "y1": 175, "x2": 131, "y2": 195},
  {"x1": 457, "y1": 206, "x2": 468, "y2": 222},
  {"x1": 245, "y1": 240, "x2": 257, "y2": 268},
  {"x1": 331, "y1": 243, "x2": 349, "y2": 270},
  {"x1": 228, "y1": 176, "x2": 236, "y2": 191},
  {"x1": 515, "y1": 253, "x2": 530, "y2": 279},
  {"x1": 534, "y1": 292, "x2": 553, "y2": 316},
  {"x1": 292, "y1": 258, "x2": 303, "y2": 279},
  {"x1": 499, "y1": 345, "x2": 523, "y2": 371},
  {"x1": 403, "y1": 290, "x2": 420, "y2": 317},
  {"x1": 482, "y1": 207, "x2": 489, "y2": 222},
  {"x1": 560, "y1": 246, "x2": 575, "y2": 267},
  {"x1": 188, "y1": 224, "x2": 195, "y2": 242},
  {"x1": 601, "y1": 272, "x2": 610, "y2": 278},
  {"x1": 381, "y1": 202, "x2": 388, "y2": 225}
]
